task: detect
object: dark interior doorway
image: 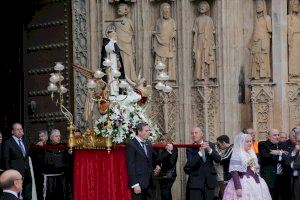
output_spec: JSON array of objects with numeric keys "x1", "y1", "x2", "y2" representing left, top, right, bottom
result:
[{"x1": 0, "y1": 1, "x2": 29, "y2": 138}]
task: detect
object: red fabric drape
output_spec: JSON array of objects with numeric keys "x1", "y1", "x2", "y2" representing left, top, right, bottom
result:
[
  {"x1": 73, "y1": 144, "x2": 201, "y2": 200},
  {"x1": 73, "y1": 148, "x2": 131, "y2": 200}
]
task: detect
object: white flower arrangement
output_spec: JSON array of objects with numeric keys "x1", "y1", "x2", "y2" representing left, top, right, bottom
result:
[{"x1": 94, "y1": 100, "x2": 159, "y2": 144}]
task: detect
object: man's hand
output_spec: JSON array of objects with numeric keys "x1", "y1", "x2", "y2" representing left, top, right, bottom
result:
[
  {"x1": 282, "y1": 150, "x2": 289, "y2": 155},
  {"x1": 294, "y1": 144, "x2": 300, "y2": 153},
  {"x1": 154, "y1": 165, "x2": 161, "y2": 176},
  {"x1": 36, "y1": 141, "x2": 44, "y2": 146},
  {"x1": 165, "y1": 144, "x2": 173, "y2": 152},
  {"x1": 270, "y1": 150, "x2": 280, "y2": 155},
  {"x1": 236, "y1": 189, "x2": 242, "y2": 197},
  {"x1": 133, "y1": 185, "x2": 141, "y2": 194},
  {"x1": 202, "y1": 142, "x2": 212, "y2": 152}
]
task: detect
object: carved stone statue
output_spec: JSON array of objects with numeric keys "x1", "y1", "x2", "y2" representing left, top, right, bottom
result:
[
  {"x1": 152, "y1": 3, "x2": 176, "y2": 81},
  {"x1": 249, "y1": 0, "x2": 272, "y2": 82},
  {"x1": 113, "y1": 3, "x2": 137, "y2": 83},
  {"x1": 288, "y1": 0, "x2": 300, "y2": 80},
  {"x1": 193, "y1": 1, "x2": 216, "y2": 82},
  {"x1": 100, "y1": 30, "x2": 125, "y2": 96}
]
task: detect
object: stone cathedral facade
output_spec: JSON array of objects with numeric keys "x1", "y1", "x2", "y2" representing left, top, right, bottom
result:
[{"x1": 72, "y1": 0, "x2": 300, "y2": 198}]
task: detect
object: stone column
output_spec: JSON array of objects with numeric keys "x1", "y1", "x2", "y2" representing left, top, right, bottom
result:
[
  {"x1": 173, "y1": 0, "x2": 193, "y2": 199},
  {"x1": 219, "y1": 0, "x2": 245, "y2": 138},
  {"x1": 89, "y1": 0, "x2": 99, "y2": 71},
  {"x1": 271, "y1": 0, "x2": 289, "y2": 132}
]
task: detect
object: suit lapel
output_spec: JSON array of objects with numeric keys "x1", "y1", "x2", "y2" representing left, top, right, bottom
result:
[
  {"x1": 145, "y1": 141, "x2": 151, "y2": 158},
  {"x1": 22, "y1": 138, "x2": 28, "y2": 156},
  {"x1": 133, "y1": 138, "x2": 148, "y2": 158},
  {"x1": 10, "y1": 138, "x2": 25, "y2": 157}
]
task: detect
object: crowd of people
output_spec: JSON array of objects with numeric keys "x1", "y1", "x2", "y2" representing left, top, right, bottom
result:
[
  {"x1": 0, "y1": 122, "x2": 300, "y2": 200},
  {"x1": 0, "y1": 123, "x2": 71, "y2": 200},
  {"x1": 126, "y1": 124, "x2": 300, "y2": 200}
]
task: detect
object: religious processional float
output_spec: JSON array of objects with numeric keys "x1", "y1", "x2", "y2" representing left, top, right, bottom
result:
[{"x1": 47, "y1": 61, "x2": 172, "y2": 152}]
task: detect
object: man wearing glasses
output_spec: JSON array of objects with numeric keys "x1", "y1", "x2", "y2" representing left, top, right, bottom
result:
[{"x1": 0, "y1": 169, "x2": 23, "y2": 200}]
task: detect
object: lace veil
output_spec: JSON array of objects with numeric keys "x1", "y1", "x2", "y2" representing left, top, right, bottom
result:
[{"x1": 229, "y1": 132, "x2": 258, "y2": 172}]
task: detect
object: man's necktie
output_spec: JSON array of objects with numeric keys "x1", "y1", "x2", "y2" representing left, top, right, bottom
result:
[
  {"x1": 201, "y1": 149, "x2": 206, "y2": 162},
  {"x1": 18, "y1": 139, "x2": 26, "y2": 157},
  {"x1": 141, "y1": 141, "x2": 148, "y2": 156},
  {"x1": 277, "y1": 163, "x2": 283, "y2": 174},
  {"x1": 276, "y1": 144, "x2": 282, "y2": 175}
]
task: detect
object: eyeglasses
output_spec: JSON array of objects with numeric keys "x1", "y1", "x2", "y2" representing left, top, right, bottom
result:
[{"x1": 15, "y1": 177, "x2": 24, "y2": 181}]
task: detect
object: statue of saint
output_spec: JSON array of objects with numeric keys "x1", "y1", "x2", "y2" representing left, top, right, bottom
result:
[
  {"x1": 113, "y1": 3, "x2": 137, "y2": 83},
  {"x1": 192, "y1": 1, "x2": 216, "y2": 82},
  {"x1": 152, "y1": 3, "x2": 176, "y2": 81},
  {"x1": 249, "y1": 0, "x2": 272, "y2": 82},
  {"x1": 288, "y1": 0, "x2": 300, "y2": 80},
  {"x1": 100, "y1": 30, "x2": 125, "y2": 96}
]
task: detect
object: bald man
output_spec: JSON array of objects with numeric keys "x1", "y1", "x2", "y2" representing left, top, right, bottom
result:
[
  {"x1": 2, "y1": 123, "x2": 32, "y2": 200},
  {"x1": 258, "y1": 129, "x2": 290, "y2": 200},
  {"x1": 0, "y1": 169, "x2": 23, "y2": 200},
  {"x1": 184, "y1": 127, "x2": 221, "y2": 200}
]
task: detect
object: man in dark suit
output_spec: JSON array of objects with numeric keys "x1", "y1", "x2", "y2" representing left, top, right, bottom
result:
[
  {"x1": 0, "y1": 169, "x2": 23, "y2": 200},
  {"x1": 258, "y1": 129, "x2": 290, "y2": 200},
  {"x1": 126, "y1": 122, "x2": 161, "y2": 200},
  {"x1": 2, "y1": 123, "x2": 32, "y2": 200},
  {"x1": 184, "y1": 127, "x2": 221, "y2": 200},
  {"x1": 289, "y1": 132, "x2": 300, "y2": 200}
]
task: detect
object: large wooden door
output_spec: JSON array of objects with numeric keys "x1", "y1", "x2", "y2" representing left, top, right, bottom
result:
[
  {"x1": 0, "y1": 1, "x2": 29, "y2": 137},
  {"x1": 23, "y1": 0, "x2": 73, "y2": 140}
]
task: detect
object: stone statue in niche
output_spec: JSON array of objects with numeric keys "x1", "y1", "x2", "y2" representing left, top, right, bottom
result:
[
  {"x1": 152, "y1": 3, "x2": 176, "y2": 81},
  {"x1": 111, "y1": 3, "x2": 137, "y2": 83},
  {"x1": 192, "y1": 1, "x2": 217, "y2": 82},
  {"x1": 288, "y1": 0, "x2": 300, "y2": 81},
  {"x1": 249, "y1": 0, "x2": 272, "y2": 82}
]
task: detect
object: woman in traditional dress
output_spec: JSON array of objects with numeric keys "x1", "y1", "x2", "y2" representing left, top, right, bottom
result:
[{"x1": 223, "y1": 133, "x2": 271, "y2": 200}]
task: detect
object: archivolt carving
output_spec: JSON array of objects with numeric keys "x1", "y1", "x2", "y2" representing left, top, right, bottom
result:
[
  {"x1": 72, "y1": 0, "x2": 88, "y2": 66},
  {"x1": 207, "y1": 91, "x2": 217, "y2": 140},
  {"x1": 73, "y1": 0, "x2": 89, "y2": 131},
  {"x1": 191, "y1": 86, "x2": 218, "y2": 140},
  {"x1": 74, "y1": 72, "x2": 88, "y2": 132},
  {"x1": 191, "y1": 88, "x2": 205, "y2": 133},
  {"x1": 146, "y1": 89, "x2": 179, "y2": 142},
  {"x1": 250, "y1": 85, "x2": 274, "y2": 139},
  {"x1": 287, "y1": 84, "x2": 300, "y2": 130}
]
